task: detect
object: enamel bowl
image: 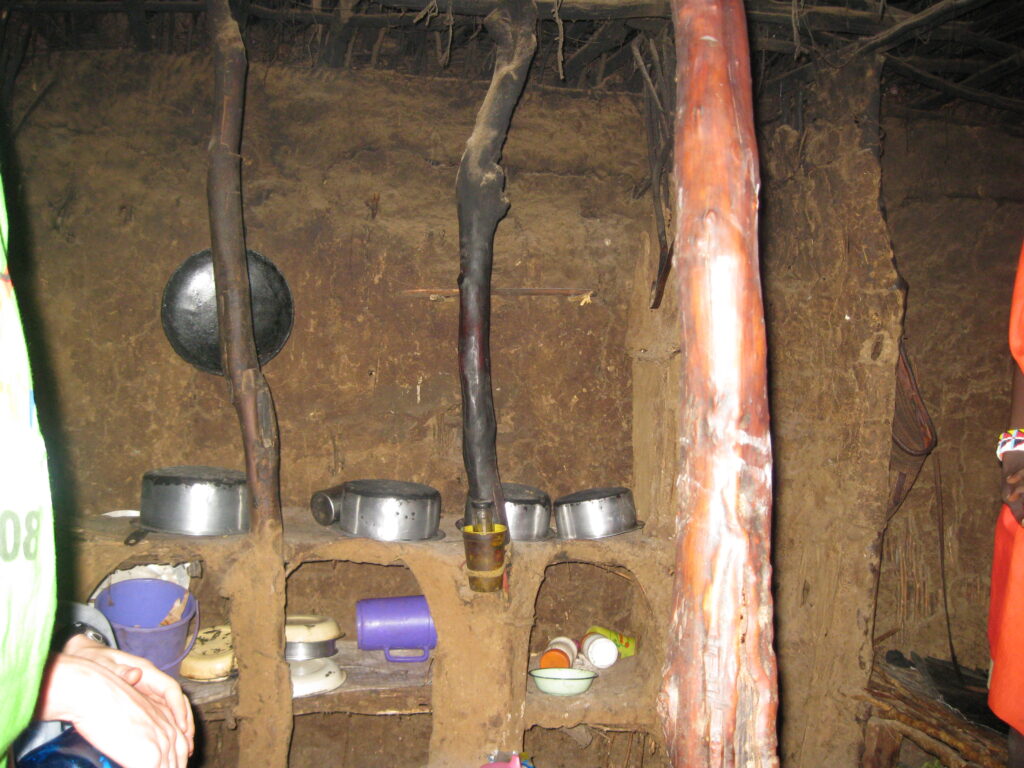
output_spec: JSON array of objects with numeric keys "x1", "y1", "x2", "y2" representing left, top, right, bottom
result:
[{"x1": 529, "y1": 668, "x2": 598, "y2": 696}]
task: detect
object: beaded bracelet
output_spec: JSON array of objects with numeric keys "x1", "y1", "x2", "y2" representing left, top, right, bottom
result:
[{"x1": 997, "y1": 429, "x2": 1024, "y2": 460}]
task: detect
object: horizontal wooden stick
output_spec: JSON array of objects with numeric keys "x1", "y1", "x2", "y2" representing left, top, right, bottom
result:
[
  {"x1": 403, "y1": 287, "x2": 595, "y2": 297},
  {"x1": 887, "y1": 56, "x2": 1024, "y2": 114},
  {"x1": 850, "y1": 0, "x2": 995, "y2": 57}
]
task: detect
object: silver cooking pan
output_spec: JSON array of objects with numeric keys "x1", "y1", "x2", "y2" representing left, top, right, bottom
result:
[
  {"x1": 553, "y1": 486, "x2": 643, "y2": 540},
  {"x1": 310, "y1": 479, "x2": 442, "y2": 541},
  {"x1": 125, "y1": 466, "x2": 250, "y2": 545}
]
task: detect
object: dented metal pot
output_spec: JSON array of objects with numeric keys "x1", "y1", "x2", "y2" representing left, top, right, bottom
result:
[{"x1": 310, "y1": 479, "x2": 442, "y2": 541}]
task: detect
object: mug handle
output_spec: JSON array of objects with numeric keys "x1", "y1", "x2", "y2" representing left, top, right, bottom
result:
[
  {"x1": 384, "y1": 647, "x2": 429, "y2": 663},
  {"x1": 162, "y1": 599, "x2": 200, "y2": 674}
]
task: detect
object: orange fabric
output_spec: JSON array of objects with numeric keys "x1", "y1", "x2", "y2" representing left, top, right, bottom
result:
[
  {"x1": 990, "y1": 505, "x2": 1024, "y2": 733},
  {"x1": 990, "y1": 240, "x2": 1024, "y2": 733}
]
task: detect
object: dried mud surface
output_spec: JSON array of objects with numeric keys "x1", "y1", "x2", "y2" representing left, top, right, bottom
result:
[
  {"x1": 10, "y1": 51, "x2": 663, "y2": 768},
  {"x1": 876, "y1": 117, "x2": 1024, "y2": 670},
  {"x1": 760, "y1": 61, "x2": 904, "y2": 767},
  {"x1": 10, "y1": 51, "x2": 648, "y2": 528}
]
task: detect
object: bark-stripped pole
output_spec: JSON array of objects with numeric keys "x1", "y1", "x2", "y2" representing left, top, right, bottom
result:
[
  {"x1": 658, "y1": 0, "x2": 778, "y2": 766},
  {"x1": 456, "y1": 0, "x2": 536, "y2": 530},
  {"x1": 206, "y1": 0, "x2": 282, "y2": 537}
]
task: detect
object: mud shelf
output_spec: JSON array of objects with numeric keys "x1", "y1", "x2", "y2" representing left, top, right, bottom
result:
[
  {"x1": 524, "y1": 655, "x2": 650, "y2": 729},
  {"x1": 71, "y1": 508, "x2": 673, "y2": 764},
  {"x1": 72, "y1": 507, "x2": 669, "y2": 571},
  {"x1": 180, "y1": 641, "x2": 432, "y2": 721}
]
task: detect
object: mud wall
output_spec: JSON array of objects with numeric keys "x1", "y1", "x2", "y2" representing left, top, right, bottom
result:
[
  {"x1": 875, "y1": 117, "x2": 1024, "y2": 670},
  {"x1": 9, "y1": 52, "x2": 647, "y2": 525},
  {"x1": 8, "y1": 50, "x2": 659, "y2": 768},
  {"x1": 759, "y1": 60, "x2": 904, "y2": 767},
  {"x1": 9, "y1": 44, "x2": 991, "y2": 768}
]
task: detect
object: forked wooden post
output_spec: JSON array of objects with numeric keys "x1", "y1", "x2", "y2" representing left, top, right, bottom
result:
[
  {"x1": 658, "y1": 0, "x2": 779, "y2": 765},
  {"x1": 206, "y1": 2, "x2": 291, "y2": 766}
]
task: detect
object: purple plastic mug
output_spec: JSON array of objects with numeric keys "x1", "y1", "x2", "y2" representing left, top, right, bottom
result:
[{"x1": 356, "y1": 595, "x2": 436, "y2": 662}]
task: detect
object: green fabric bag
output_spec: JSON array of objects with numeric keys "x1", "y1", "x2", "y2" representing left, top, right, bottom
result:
[{"x1": 0, "y1": 178, "x2": 57, "y2": 766}]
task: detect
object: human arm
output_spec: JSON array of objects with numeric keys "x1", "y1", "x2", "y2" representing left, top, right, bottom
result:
[
  {"x1": 61, "y1": 633, "x2": 194, "y2": 744},
  {"x1": 34, "y1": 639, "x2": 193, "y2": 768},
  {"x1": 1001, "y1": 365, "x2": 1024, "y2": 524}
]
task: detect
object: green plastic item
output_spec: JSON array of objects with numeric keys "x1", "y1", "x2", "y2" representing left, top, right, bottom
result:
[{"x1": 0, "y1": 177, "x2": 58, "y2": 767}]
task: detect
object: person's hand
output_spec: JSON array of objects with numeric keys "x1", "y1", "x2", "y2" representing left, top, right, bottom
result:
[
  {"x1": 37, "y1": 651, "x2": 191, "y2": 768},
  {"x1": 1002, "y1": 450, "x2": 1024, "y2": 524},
  {"x1": 62, "y1": 634, "x2": 194, "y2": 749}
]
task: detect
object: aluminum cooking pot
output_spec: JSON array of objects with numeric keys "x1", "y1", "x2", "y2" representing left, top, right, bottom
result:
[
  {"x1": 310, "y1": 479, "x2": 442, "y2": 542},
  {"x1": 461, "y1": 482, "x2": 552, "y2": 541},
  {"x1": 126, "y1": 466, "x2": 250, "y2": 545},
  {"x1": 553, "y1": 486, "x2": 643, "y2": 540}
]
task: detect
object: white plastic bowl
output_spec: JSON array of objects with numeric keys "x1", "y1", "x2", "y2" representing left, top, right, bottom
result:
[{"x1": 529, "y1": 668, "x2": 598, "y2": 696}]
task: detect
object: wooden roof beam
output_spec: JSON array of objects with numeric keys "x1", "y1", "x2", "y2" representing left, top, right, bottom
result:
[
  {"x1": 849, "y1": 0, "x2": 997, "y2": 57},
  {"x1": 913, "y1": 48, "x2": 1024, "y2": 109},
  {"x1": 886, "y1": 55, "x2": 1024, "y2": 114}
]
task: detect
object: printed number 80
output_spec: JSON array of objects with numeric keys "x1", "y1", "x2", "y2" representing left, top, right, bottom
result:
[{"x1": 0, "y1": 510, "x2": 41, "y2": 561}]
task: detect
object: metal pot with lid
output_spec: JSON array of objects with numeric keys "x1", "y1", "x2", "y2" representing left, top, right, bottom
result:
[{"x1": 310, "y1": 479, "x2": 443, "y2": 542}]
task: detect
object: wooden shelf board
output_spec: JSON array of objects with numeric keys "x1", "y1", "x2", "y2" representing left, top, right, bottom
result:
[{"x1": 181, "y1": 641, "x2": 432, "y2": 720}]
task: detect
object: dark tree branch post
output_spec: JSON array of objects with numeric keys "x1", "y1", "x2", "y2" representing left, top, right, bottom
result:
[
  {"x1": 206, "y1": 1, "x2": 290, "y2": 766},
  {"x1": 455, "y1": 0, "x2": 536, "y2": 542},
  {"x1": 207, "y1": 0, "x2": 282, "y2": 538},
  {"x1": 658, "y1": 0, "x2": 778, "y2": 766}
]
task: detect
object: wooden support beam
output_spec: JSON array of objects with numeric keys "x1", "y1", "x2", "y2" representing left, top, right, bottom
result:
[
  {"x1": 849, "y1": 0, "x2": 996, "y2": 57},
  {"x1": 564, "y1": 21, "x2": 629, "y2": 82},
  {"x1": 887, "y1": 55, "x2": 1024, "y2": 114},
  {"x1": 895, "y1": 55, "x2": 998, "y2": 74},
  {"x1": 913, "y1": 48, "x2": 1024, "y2": 109},
  {"x1": 659, "y1": 0, "x2": 778, "y2": 765}
]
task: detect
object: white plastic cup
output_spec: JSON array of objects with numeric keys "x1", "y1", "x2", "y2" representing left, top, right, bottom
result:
[
  {"x1": 540, "y1": 636, "x2": 578, "y2": 669},
  {"x1": 581, "y1": 632, "x2": 619, "y2": 669}
]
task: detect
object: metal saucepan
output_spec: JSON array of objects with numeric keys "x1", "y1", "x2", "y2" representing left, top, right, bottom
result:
[
  {"x1": 285, "y1": 615, "x2": 343, "y2": 661},
  {"x1": 161, "y1": 248, "x2": 294, "y2": 376},
  {"x1": 553, "y1": 486, "x2": 643, "y2": 540},
  {"x1": 310, "y1": 479, "x2": 442, "y2": 542},
  {"x1": 125, "y1": 466, "x2": 250, "y2": 545},
  {"x1": 460, "y1": 482, "x2": 552, "y2": 541}
]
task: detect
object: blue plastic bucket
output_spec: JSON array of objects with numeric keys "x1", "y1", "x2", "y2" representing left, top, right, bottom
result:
[{"x1": 94, "y1": 578, "x2": 199, "y2": 677}]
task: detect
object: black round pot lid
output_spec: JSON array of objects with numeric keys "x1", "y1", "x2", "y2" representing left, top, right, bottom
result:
[{"x1": 161, "y1": 248, "x2": 294, "y2": 376}]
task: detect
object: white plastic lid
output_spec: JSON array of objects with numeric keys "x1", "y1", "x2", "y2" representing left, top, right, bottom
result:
[{"x1": 584, "y1": 634, "x2": 619, "y2": 669}]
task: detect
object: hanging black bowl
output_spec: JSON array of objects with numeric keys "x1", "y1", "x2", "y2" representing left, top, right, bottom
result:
[{"x1": 161, "y1": 248, "x2": 294, "y2": 376}]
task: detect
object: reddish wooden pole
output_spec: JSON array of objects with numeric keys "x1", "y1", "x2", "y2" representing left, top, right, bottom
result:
[{"x1": 658, "y1": 1, "x2": 778, "y2": 766}]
